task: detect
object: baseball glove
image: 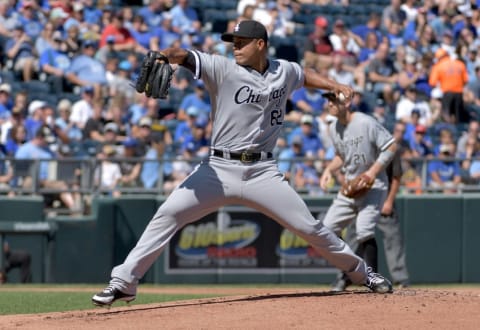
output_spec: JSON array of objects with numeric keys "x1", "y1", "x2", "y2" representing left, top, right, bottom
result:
[
  {"x1": 341, "y1": 173, "x2": 374, "y2": 198},
  {"x1": 135, "y1": 51, "x2": 173, "y2": 99}
]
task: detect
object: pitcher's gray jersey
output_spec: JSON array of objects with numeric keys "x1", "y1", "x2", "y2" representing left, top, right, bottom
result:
[
  {"x1": 191, "y1": 50, "x2": 303, "y2": 152},
  {"x1": 328, "y1": 112, "x2": 395, "y2": 189}
]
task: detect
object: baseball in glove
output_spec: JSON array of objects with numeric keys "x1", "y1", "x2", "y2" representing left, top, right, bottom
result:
[
  {"x1": 341, "y1": 173, "x2": 374, "y2": 198},
  {"x1": 135, "y1": 51, "x2": 173, "y2": 99}
]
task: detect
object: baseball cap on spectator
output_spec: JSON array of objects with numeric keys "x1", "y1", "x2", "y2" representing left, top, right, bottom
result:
[
  {"x1": 28, "y1": 100, "x2": 47, "y2": 115},
  {"x1": 184, "y1": 141, "x2": 196, "y2": 153},
  {"x1": 411, "y1": 108, "x2": 421, "y2": 116},
  {"x1": 50, "y1": 7, "x2": 69, "y2": 20},
  {"x1": 301, "y1": 114, "x2": 314, "y2": 125},
  {"x1": 315, "y1": 16, "x2": 328, "y2": 28},
  {"x1": 139, "y1": 116, "x2": 152, "y2": 128},
  {"x1": 375, "y1": 98, "x2": 385, "y2": 107},
  {"x1": 104, "y1": 122, "x2": 119, "y2": 133},
  {"x1": 406, "y1": 85, "x2": 417, "y2": 93},
  {"x1": 106, "y1": 35, "x2": 116, "y2": 44},
  {"x1": 221, "y1": 20, "x2": 268, "y2": 43},
  {"x1": 123, "y1": 137, "x2": 138, "y2": 148},
  {"x1": 194, "y1": 116, "x2": 208, "y2": 128},
  {"x1": 81, "y1": 85, "x2": 94, "y2": 94},
  {"x1": 186, "y1": 106, "x2": 200, "y2": 117},
  {"x1": 442, "y1": 30, "x2": 453, "y2": 38},
  {"x1": 21, "y1": 1, "x2": 34, "y2": 9},
  {"x1": 82, "y1": 39, "x2": 97, "y2": 48},
  {"x1": 118, "y1": 60, "x2": 132, "y2": 71},
  {"x1": 415, "y1": 125, "x2": 427, "y2": 134},
  {"x1": 0, "y1": 83, "x2": 11, "y2": 94},
  {"x1": 334, "y1": 19, "x2": 345, "y2": 28}
]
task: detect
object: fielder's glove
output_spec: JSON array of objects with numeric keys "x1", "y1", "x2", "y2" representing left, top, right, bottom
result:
[
  {"x1": 135, "y1": 51, "x2": 173, "y2": 99},
  {"x1": 341, "y1": 173, "x2": 374, "y2": 198}
]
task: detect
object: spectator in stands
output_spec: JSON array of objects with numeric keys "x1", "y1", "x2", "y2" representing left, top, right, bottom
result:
[
  {"x1": 108, "y1": 60, "x2": 136, "y2": 104},
  {"x1": 433, "y1": 127, "x2": 455, "y2": 156},
  {"x1": 4, "y1": 124, "x2": 27, "y2": 156},
  {"x1": 382, "y1": 0, "x2": 407, "y2": 31},
  {"x1": 417, "y1": 24, "x2": 438, "y2": 55},
  {"x1": 39, "y1": 31, "x2": 72, "y2": 94},
  {"x1": 94, "y1": 143, "x2": 122, "y2": 197},
  {"x1": 303, "y1": 16, "x2": 334, "y2": 71},
  {"x1": 180, "y1": 116, "x2": 210, "y2": 158},
  {"x1": 54, "y1": 99, "x2": 83, "y2": 143},
  {"x1": 464, "y1": 61, "x2": 480, "y2": 116},
  {"x1": 104, "y1": 100, "x2": 129, "y2": 139},
  {"x1": 351, "y1": 12, "x2": 383, "y2": 43},
  {"x1": 0, "y1": 0, "x2": 15, "y2": 43},
  {"x1": 174, "y1": 106, "x2": 200, "y2": 145},
  {"x1": 5, "y1": 23, "x2": 37, "y2": 82},
  {"x1": 357, "y1": 31, "x2": 380, "y2": 68},
  {"x1": 466, "y1": 139, "x2": 480, "y2": 185},
  {"x1": 69, "y1": 86, "x2": 95, "y2": 131},
  {"x1": 63, "y1": 24, "x2": 82, "y2": 59},
  {"x1": 117, "y1": 137, "x2": 142, "y2": 189},
  {"x1": 427, "y1": 143, "x2": 461, "y2": 193},
  {"x1": 137, "y1": 0, "x2": 166, "y2": 29},
  {"x1": 141, "y1": 131, "x2": 173, "y2": 189},
  {"x1": 400, "y1": 0, "x2": 419, "y2": 24},
  {"x1": 0, "y1": 148, "x2": 13, "y2": 191},
  {"x1": 14, "y1": 125, "x2": 77, "y2": 210},
  {"x1": 82, "y1": 100, "x2": 107, "y2": 144},
  {"x1": 129, "y1": 14, "x2": 159, "y2": 52},
  {"x1": 102, "y1": 122, "x2": 121, "y2": 152},
  {"x1": 65, "y1": 39, "x2": 108, "y2": 100},
  {"x1": 133, "y1": 116, "x2": 154, "y2": 157},
  {"x1": 409, "y1": 124, "x2": 433, "y2": 158},
  {"x1": 397, "y1": 53, "x2": 432, "y2": 99},
  {"x1": 17, "y1": 0, "x2": 43, "y2": 41},
  {"x1": 99, "y1": 10, "x2": 141, "y2": 55},
  {"x1": 24, "y1": 100, "x2": 48, "y2": 141},
  {"x1": 34, "y1": 21, "x2": 56, "y2": 57},
  {"x1": 278, "y1": 135, "x2": 304, "y2": 181},
  {"x1": 170, "y1": 0, "x2": 201, "y2": 36},
  {"x1": 177, "y1": 80, "x2": 211, "y2": 120},
  {"x1": 83, "y1": 0, "x2": 103, "y2": 30},
  {"x1": 155, "y1": 12, "x2": 182, "y2": 50},
  {"x1": 429, "y1": 48, "x2": 469, "y2": 124},
  {"x1": 163, "y1": 143, "x2": 195, "y2": 195},
  {"x1": 287, "y1": 114, "x2": 325, "y2": 159},
  {"x1": 371, "y1": 98, "x2": 388, "y2": 127},
  {"x1": 395, "y1": 85, "x2": 433, "y2": 127},
  {"x1": 392, "y1": 121, "x2": 412, "y2": 157},
  {"x1": 457, "y1": 120, "x2": 480, "y2": 157},
  {"x1": 1, "y1": 241, "x2": 31, "y2": 284},
  {"x1": 294, "y1": 151, "x2": 322, "y2": 196},
  {"x1": 366, "y1": 42, "x2": 398, "y2": 104},
  {"x1": 328, "y1": 53, "x2": 356, "y2": 89},
  {"x1": 0, "y1": 83, "x2": 12, "y2": 114}
]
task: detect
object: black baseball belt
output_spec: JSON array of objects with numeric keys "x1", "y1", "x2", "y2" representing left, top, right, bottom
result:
[{"x1": 211, "y1": 149, "x2": 273, "y2": 163}]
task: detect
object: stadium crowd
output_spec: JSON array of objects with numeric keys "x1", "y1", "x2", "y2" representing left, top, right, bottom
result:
[{"x1": 0, "y1": 0, "x2": 480, "y2": 213}]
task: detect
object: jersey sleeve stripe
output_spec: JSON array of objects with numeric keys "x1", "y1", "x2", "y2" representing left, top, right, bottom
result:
[
  {"x1": 191, "y1": 50, "x2": 201, "y2": 79},
  {"x1": 380, "y1": 137, "x2": 395, "y2": 152}
]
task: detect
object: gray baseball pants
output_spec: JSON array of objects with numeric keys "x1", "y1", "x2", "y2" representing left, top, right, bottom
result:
[{"x1": 110, "y1": 156, "x2": 368, "y2": 294}]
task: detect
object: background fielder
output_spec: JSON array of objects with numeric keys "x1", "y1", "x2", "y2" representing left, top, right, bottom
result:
[
  {"x1": 320, "y1": 92, "x2": 397, "y2": 291},
  {"x1": 92, "y1": 20, "x2": 392, "y2": 306}
]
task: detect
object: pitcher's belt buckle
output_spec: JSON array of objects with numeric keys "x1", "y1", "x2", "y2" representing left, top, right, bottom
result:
[{"x1": 240, "y1": 152, "x2": 255, "y2": 163}]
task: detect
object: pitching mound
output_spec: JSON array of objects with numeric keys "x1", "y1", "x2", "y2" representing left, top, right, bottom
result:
[{"x1": 1, "y1": 287, "x2": 479, "y2": 329}]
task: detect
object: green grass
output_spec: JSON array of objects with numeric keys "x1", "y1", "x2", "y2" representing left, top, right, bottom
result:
[{"x1": 0, "y1": 290, "x2": 217, "y2": 315}]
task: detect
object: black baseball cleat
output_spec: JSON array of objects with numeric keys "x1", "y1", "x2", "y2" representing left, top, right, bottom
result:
[
  {"x1": 364, "y1": 267, "x2": 393, "y2": 293},
  {"x1": 92, "y1": 285, "x2": 136, "y2": 306}
]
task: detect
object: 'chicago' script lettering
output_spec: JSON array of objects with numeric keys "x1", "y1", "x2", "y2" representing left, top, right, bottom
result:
[{"x1": 234, "y1": 86, "x2": 261, "y2": 104}]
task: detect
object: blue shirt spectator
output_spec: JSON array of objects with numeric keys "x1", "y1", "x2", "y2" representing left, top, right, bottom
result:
[
  {"x1": 290, "y1": 87, "x2": 326, "y2": 116},
  {"x1": 66, "y1": 40, "x2": 108, "y2": 86},
  {"x1": 287, "y1": 114, "x2": 324, "y2": 158}
]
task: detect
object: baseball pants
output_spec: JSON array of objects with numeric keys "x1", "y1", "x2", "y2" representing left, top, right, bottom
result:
[{"x1": 110, "y1": 156, "x2": 368, "y2": 294}]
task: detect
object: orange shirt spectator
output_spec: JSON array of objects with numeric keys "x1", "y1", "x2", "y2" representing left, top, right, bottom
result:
[{"x1": 429, "y1": 49, "x2": 468, "y2": 93}]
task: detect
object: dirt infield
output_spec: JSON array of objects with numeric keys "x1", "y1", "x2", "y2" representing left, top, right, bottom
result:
[{"x1": 1, "y1": 286, "x2": 480, "y2": 329}]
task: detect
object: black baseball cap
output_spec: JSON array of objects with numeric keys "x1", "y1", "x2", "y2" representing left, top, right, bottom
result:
[{"x1": 221, "y1": 20, "x2": 268, "y2": 43}]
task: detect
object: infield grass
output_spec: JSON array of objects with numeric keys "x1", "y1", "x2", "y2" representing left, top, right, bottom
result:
[{"x1": 0, "y1": 285, "x2": 218, "y2": 315}]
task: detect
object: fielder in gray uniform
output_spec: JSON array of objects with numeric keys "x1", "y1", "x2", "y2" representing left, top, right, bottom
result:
[
  {"x1": 92, "y1": 20, "x2": 392, "y2": 306},
  {"x1": 319, "y1": 92, "x2": 398, "y2": 292},
  {"x1": 341, "y1": 148, "x2": 410, "y2": 290}
]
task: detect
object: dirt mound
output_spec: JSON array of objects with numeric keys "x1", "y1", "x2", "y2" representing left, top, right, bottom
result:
[{"x1": 1, "y1": 287, "x2": 479, "y2": 330}]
